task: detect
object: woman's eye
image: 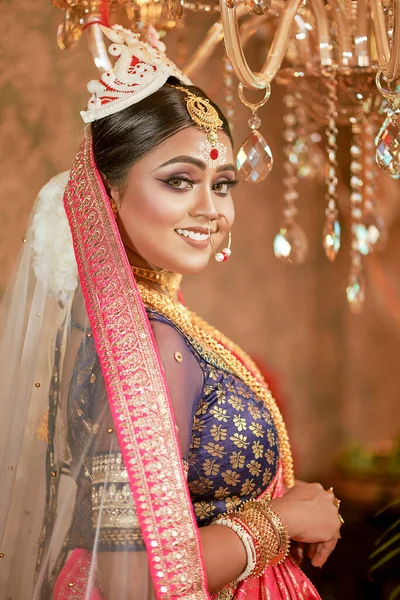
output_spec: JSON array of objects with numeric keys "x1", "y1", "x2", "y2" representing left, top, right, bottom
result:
[
  {"x1": 213, "y1": 181, "x2": 232, "y2": 194},
  {"x1": 167, "y1": 177, "x2": 191, "y2": 190}
]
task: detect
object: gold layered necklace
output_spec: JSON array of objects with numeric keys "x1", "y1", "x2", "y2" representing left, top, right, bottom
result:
[
  {"x1": 130, "y1": 265, "x2": 183, "y2": 296},
  {"x1": 138, "y1": 282, "x2": 294, "y2": 488}
]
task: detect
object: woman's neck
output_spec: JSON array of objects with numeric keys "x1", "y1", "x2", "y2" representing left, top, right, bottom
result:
[{"x1": 124, "y1": 244, "x2": 182, "y2": 301}]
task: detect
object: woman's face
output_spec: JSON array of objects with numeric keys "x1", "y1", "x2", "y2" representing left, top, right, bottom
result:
[{"x1": 111, "y1": 126, "x2": 236, "y2": 274}]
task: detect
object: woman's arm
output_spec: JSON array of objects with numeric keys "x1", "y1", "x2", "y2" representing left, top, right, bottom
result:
[
  {"x1": 199, "y1": 523, "x2": 247, "y2": 592},
  {"x1": 98, "y1": 481, "x2": 342, "y2": 598},
  {"x1": 201, "y1": 481, "x2": 342, "y2": 591},
  {"x1": 96, "y1": 525, "x2": 246, "y2": 598}
]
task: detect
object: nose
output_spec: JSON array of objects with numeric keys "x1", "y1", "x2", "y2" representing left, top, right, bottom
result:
[{"x1": 190, "y1": 188, "x2": 219, "y2": 221}]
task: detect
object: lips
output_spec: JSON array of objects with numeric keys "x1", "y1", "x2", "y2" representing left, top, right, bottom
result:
[
  {"x1": 176, "y1": 228, "x2": 209, "y2": 241},
  {"x1": 175, "y1": 226, "x2": 216, "y2": 250}
]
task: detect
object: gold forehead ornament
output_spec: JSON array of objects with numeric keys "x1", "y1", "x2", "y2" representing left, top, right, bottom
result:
[{"x1": 173, "y1": 86, "x2": 227, "y2": 168}]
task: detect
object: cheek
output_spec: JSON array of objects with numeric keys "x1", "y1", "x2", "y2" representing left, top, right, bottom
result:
[
  {"x1": 221, "y1": 196, "x2": 235, "y2": 227},
  {"x1": 121, "y1": 185, "x2": 186, "y2": 232}
]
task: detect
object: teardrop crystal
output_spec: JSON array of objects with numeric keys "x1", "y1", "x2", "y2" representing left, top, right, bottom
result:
[
  {"x1": 273, "y1": 221, "x2": 308, "y2": 265},
  {"x1": 236, "y1": 130, "x2": 273, "y2": 183},
  {"x1": 363, "y1": 210, "x2": 388, "y2": 252},
  {"x1": 323, "y1": 215, "x2": 341, "y2": 261},
  {"x1": 375, "y1": 111, "x2": 400, "y2": 176},
  {"x1": 346, "y1": 272, "x2": 365, "y2": 314}
]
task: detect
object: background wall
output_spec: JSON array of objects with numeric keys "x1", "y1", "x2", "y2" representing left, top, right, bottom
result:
[{"x1": 1, "y1": 1, "x2": 400, "y2": 480}]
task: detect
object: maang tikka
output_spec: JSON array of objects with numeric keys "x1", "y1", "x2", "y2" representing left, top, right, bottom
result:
[{"x1": 173, "y1": 85, "x2": 228, "y2": 168}]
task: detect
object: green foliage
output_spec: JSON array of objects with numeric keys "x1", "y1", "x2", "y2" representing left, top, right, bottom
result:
[
  {"x1": 369, "y1": 499, "x2": 400, "y2": 599},
  {"x1": 338, "y1": 438, "x2": 400, "y2": 476}
]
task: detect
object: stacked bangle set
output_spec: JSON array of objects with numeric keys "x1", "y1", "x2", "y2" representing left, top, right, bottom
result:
[{"x1": 213, "y1": 499, "x2": 290, "y2": 581}]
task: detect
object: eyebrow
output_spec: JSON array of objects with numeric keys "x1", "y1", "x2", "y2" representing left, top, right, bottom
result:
[{"x1": 155, "y1": 155, "x2": 237, "y2": 174}]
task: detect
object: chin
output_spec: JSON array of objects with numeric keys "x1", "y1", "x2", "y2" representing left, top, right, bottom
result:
[{"x1": 154, "y1": 252, "x2": 212, "y2": 275}]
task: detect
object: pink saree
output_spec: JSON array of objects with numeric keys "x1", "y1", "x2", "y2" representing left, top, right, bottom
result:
[{"x1": 55, "y1": 130, "x2": 320, "y2": 600}]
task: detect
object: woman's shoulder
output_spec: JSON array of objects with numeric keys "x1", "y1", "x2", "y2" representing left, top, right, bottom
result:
[
  {"x1": 146, "y1": 307, "x2": 212, "y2": 373},
  {"x1": 145, "y1": 306, "x2": 246, "y2": 381}
]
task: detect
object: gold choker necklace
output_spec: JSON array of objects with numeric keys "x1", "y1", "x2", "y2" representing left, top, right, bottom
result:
[{"x1": 130, "y1": 265, "x2": 182, "y2": 295}]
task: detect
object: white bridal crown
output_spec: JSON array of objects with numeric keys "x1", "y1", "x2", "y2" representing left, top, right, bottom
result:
[{"x1": 81, "y1": 25, "x2": 192, "y2": 123}]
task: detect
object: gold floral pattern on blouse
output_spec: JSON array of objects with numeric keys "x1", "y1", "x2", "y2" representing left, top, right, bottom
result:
[
  {"x1": 146, "y1": 311, "x2": 280, "y2": 528},
  {"x1": 187, "y1": 358, "x2": 279, "y2": 527}
]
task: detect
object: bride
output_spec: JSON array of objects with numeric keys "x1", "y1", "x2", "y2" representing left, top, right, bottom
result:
[{"x1": 0, "y1": 25, "x2": 342, "y2": 600}]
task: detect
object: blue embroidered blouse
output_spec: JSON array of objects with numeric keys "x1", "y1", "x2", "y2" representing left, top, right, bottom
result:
[{"x1": 65, "y1": 308, "x2": 279, "y2": 552}]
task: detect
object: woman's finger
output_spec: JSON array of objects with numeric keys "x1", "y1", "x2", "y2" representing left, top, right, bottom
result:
[
  {"x1": 311, "y1": 539, "x2": 338, "y2": 568},
  {"x1": 307, "y1": 543, "x2": 318, "y2": 560}
]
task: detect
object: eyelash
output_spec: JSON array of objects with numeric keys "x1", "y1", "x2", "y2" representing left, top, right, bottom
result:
[{"x1": 163, "y1": 176, "x2": 238, "y2": 194}]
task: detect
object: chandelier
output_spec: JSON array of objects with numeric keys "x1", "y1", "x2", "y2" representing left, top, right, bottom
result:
[{"x1": 51, "y1": 0, "x2": 400, "y2": 314}]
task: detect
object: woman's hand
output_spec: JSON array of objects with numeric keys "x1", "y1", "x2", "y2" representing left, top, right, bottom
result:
[{"x1": 270, "y1": 481, "x2": 342, "y2": 567}]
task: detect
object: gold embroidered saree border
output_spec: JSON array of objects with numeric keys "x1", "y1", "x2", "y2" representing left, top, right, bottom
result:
[{"x1": 63, "y1": 131, "x2": 209, "y2": 600}]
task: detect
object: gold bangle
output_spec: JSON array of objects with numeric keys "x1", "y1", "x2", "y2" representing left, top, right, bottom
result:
[
  {"x1": 214, "y1": 497, "x2": 290, "y2": 580},
  {"x1": 256, "y1": 500, "x2": 291, "y2": 565},
  {"x1": 234, "y1": 508, "x2": 278, "y2": 576}
]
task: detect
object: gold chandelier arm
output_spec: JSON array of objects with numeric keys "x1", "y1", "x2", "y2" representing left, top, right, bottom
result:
[
  {"x1": 220, "y1": 0, "x2": 268, "y2": 88},
  {"x1": 385, "y1": 0, "x2": 400, "y2": 81},
  {"x1": 370, "y1": 0, "x2": 390, "y2": 69},
  {"x1": 86, "y1": 21, "x2": 113, "y2": 73},
  {"x1": 354, "y1": 0, "x2": 370, "y2": 67},
  {"x1": 239, "y1": 7, "x2": 313, "y2": 69},
  {"x1": 293, "y1": 14, "x2": 314, "y2": 68},
  {"x1": 220, "y1": 0, "x2": 305, "y2": 89},
  {"x1": 183, "y1": 4, "x2": 248, "y2": 78},
  {"x1": 307, "y1": 0, "x2": 333, "y2": 66},
  {"x1": 184, "y1": 1, "x2": 314, "y2": 79},
  {"x1": 325, "y1": 0, "x2": 353, "y2": 66}
]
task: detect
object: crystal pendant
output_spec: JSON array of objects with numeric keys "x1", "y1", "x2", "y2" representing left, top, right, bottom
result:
[
  {"x1": 236, "y1": 130, "x2": 273, "y2": 183},
  {"x1": 375, "y1": 111, "x2": 400, "y2": 176},
  {"x1": 288, "y1": 136, "x2": 325, "y2": 181},
  {"x1": 323, "y1": 215, "x2": 341, "y2": 261},
  {"x1": 363, "y1": 210, "x2": 388, "y2": 252},
  {"x1": 354, "y1": 224, "x2": 370, "y2": 256},
  {"x1": 346, "y1": 272, "x2": 365, "y2": 314},
  {"x1": 273, "y1": 220, "x2": 308, "y2": 264}
]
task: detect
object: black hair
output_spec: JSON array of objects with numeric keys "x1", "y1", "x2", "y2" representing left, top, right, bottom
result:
[{"x1": 91, "y1": 77, "x2": 232, "y2": 190}]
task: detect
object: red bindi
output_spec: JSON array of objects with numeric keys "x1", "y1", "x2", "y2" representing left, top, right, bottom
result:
[{"x1": 210, "y1": 148, "x2": 219, "y2": 161}]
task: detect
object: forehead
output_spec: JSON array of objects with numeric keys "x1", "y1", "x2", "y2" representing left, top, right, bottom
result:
[{"x1": 134, "y1": 126, "x2": 234, "y2": 169}]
